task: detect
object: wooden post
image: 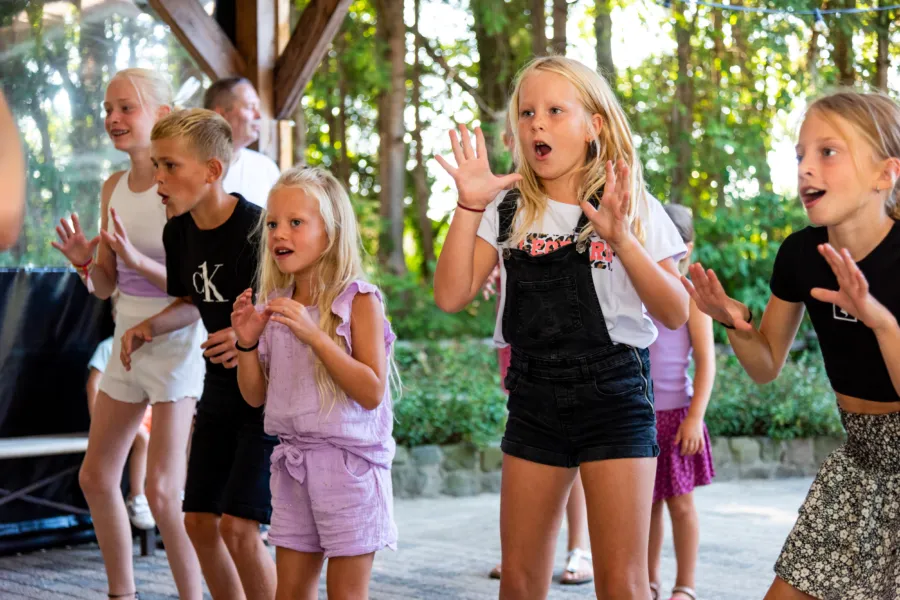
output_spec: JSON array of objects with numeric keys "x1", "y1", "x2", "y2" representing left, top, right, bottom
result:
[
  {"x1": 274, "y1": 0, "x2": 352, "y2": 119},
  {"x1": 277, "y1": 0, "x2": 294, "y2": 170},
  {"x1": 148, "y1": 0, "x2": 246, "y2": 80},
  {"x1": 236, "y1": 0, "x2": 278, "y2": 160}
]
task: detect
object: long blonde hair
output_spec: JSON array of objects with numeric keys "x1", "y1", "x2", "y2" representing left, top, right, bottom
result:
[
  {"x1": 111, "y1": 68, "x2": 174, "y2": 112},
  {"x1": 806, "y1": 91, "x2": 900, "y2": 220},
  {"x1": 507, "y1": 56, "x2": 648, "y2": 246},
  {"x1": 256, "y1": 165, "x2": 398, "y2": 413}
]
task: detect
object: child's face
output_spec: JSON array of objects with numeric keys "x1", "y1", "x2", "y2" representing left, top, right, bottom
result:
[
  {"x1": 796, "y1": 111, "x2": 884, "y2": 226},
  {"x1": 151, "y1": 136, "x2": 218, "y2": 218},
  {"x1": 265, "y1": 187, "x2": 329, "y2": 278},
  {"x1": 516, "y1": 71, "x2": 599, "y2": 187},
  {"x1": 104, "y1": 78, "x2": 158, "y2": 153}
]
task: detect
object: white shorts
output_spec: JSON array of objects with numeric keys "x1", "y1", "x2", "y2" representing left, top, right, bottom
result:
[{"x1": 100, "y1": 293, "x2": 206, "y2": 405}]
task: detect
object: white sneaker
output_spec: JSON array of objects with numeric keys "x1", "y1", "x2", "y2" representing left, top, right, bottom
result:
[{"x1": 126, "y1": 494, "x2": 156, "y2": 530}]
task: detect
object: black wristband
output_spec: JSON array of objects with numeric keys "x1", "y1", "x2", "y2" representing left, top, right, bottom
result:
[
  {"x1": 721, "y1": 307, "x2": 752, "y2": 330},
  {"x1": 236, "y1": 340, "x2": 259, "y2": 352}
]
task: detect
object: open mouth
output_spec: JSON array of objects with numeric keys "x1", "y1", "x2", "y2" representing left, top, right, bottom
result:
[
  {"x1": 800, "y1": 186, "x2": 826, "y2": 208},
  {"x1": 534, "y1": 141, "x2": 552, "y2": 160},
  {"x1": 273, "y1": 247, "x2": 294, "y2": 260},
  {"x1": 158, "y1": 192, "x2": 169, "y2": 205},
  {"x1": 110, "y1": 129, "x2": 130, "y2": 139}
]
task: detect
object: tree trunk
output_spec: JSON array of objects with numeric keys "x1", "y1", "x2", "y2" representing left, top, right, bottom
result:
[
  {"x1": 594, "y1": 0, "x2": 614, "y2": 81},
  {"x1": 531, "y1": 0, "x2": 546, "y2": 57},
  {"x1": 375, "y1": 0, "x2": 407, "y2": 274},
  {"x1": 411, "y1": 0, "x2": 435, "y2": 275},
  {"x1": 874, "y1": 4, "x2": 889, "y2": 91},
  {"x1": 335, "y1": 36, "x2": 351, "y2": 188},
  {"x1": 832, "y1": 0, "x2": 856, "y2": 86},
  {"x1": 292, "y1": 101, "x2": 307, "y2": 165},
  {"x1": 473, "y1": 0, "x2": 515, "y2": 170},
  {"x1": 806, "y1": 28, "x2": 820, "y2": 90},
  {"x1": 669, "y1": 3, "x2": 694, "y2": 204},
  {"x1": 551, "y1": 0, "x2": 566, "y2": 55}
]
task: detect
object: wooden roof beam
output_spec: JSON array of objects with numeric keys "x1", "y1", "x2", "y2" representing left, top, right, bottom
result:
[
  {"x1": 273, "y1": 0, "x2": 352, "y2": 120},
  {"x1": 148, "y1": 0, "x2": 246, "y2": 81}
]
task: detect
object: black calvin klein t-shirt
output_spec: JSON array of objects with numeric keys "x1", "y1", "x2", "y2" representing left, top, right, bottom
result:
[
  {"x1": 769, "y1": 220, "x2": 900, "y2": 402},
  {"x1": 163, "y1": 194, "x2": 262, "y2": 384}
]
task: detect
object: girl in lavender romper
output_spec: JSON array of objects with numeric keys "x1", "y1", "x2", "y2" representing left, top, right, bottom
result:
[
  {"x1": 232, "y1": 165, "x2": 398, "y2": 599},
  {"x1": 647, "y1": 204, "x2": 716, "y2": 600}
]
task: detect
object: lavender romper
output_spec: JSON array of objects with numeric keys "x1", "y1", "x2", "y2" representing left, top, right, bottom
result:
[{"x1": 258, "y1": 281, "x2": 398, "y2": 557}]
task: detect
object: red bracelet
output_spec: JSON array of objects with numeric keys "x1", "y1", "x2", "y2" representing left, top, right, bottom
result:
[
  {"x1": 456, "y1": 202, "x2": 486, "y2": 214},
  {"x1": 73, "y1": 257, "x2": 93, "y2": 278}
]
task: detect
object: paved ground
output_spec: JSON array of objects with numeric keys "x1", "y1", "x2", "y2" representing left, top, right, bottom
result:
[{"x1": 0, "y1": 477, "x2": 813, "y2": 599}]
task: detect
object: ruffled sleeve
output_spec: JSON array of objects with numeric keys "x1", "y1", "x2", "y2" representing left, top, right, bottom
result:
[{"x1": 331, "y1": 280, "x2": 397, "y2": 353}]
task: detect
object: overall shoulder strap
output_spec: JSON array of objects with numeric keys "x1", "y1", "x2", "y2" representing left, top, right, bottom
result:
[{"x1": 497, "y1": 189, "x2": 520, "y2": 244}]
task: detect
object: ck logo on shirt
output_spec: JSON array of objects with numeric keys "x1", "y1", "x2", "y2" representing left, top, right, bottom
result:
[
  {"x1": 193, "y1": 261, "x2": 228, "y2": 303},
  {"x1": 832, "y1": 304, "x2": 858, "y2": 323}
]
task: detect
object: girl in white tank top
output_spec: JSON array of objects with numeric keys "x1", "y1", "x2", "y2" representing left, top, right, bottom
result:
[{"x1": 50, "y1": 69, "x2": 204, "y2": 600}]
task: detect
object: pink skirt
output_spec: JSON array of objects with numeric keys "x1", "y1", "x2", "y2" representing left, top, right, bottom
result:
[{"x1": 653, "y1": 406, "x2": 715, "y2": 503}]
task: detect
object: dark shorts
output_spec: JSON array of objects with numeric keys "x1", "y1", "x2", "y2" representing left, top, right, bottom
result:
[
  {"x1": 501, "y1": 346, "x2": 659, "y2": 468},
  {"x1": 183, "y1": 382, "x2": 277, "y2": 524}
]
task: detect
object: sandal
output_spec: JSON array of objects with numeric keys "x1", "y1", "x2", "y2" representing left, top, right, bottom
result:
[
  {"x1": 489, "y1": 563, "x2": 502, "y2": 579},
  {"x1": 108, "y1": 594, "x2": 139, "y2": 599},
  {"x1": 650, "y1": 582, "x2": 661, "y2": 600},
  {"x1": 670, "y1": 586, "x2": 697, "y2": 600},
  {"x1": 559, "y1": 547, "x2": 593, "y2": 585}
]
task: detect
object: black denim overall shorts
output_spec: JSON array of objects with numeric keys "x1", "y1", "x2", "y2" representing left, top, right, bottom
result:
[{"x1": 498, "y1": 190, "x2": 659, "y2": 467}]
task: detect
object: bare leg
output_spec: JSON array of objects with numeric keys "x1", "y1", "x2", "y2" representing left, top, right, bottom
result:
[
  {"x1": 185, "y1": 512, "x2": 245, "y2": 600},
  {"x1": 666, "y1": 493, "x2": 699, "y2": 597},
  {"x1": 326, "y1": 553, "x2": 375, "y2": 600},
  {"x1": 499, "y1": 454, "x2": 576, "y2": 600},
  {"x1": 559, "y1": 472, "x2": 593, "y2": 584},
  {"x1": 144, "y1": 399, "x2": 203, "y2": 600},
  {"x1": 128, "y1": 426, "x2": 149, "y2": 499},
  {"x1": 274, "y1": 547, "x2": 324, "y2": 600},
  {"x1": 220, "y1": 514, "x2": 277, "y2": 600},
  {"x1": 648, "y1": 500, "x2": 665, "y2": 589},
  {"x1": 78, "y1": 392, "x2": 147, "y2": 599},
  {"x1": 580, "y1": 457, "x2": 657, "y2": 599}
]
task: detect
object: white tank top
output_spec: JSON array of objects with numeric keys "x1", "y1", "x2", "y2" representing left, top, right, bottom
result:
[{"x1": 106, "y1": 170, "x2": 168, "y2": 297}]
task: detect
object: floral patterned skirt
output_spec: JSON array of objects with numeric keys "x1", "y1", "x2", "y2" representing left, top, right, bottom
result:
[{"x1": 774, "y1": 408, "x2": 900, "y2": 600}]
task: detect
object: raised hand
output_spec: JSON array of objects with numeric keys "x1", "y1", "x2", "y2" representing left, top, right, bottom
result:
[
  {"x1": 811, "y1": 243, "x2": 897, "y2": 332},
  {"x1": 51, "y1": 213, "x2": 100, "y2": 266},
  {"x1": 580, "y1": 160, "x2": 632, "y2": 247},
  {"x1": 682, "y1": 263, "x2": 753, "y2": 331},
  {"x1": 121, "y1": 320, "x2": 154, "y2": 371},
  {"x1": 434, "y1": 124, "x2": 523, "y2": 210},
  {"x1": 266, "y1": 297, "x2": 321, "y2": 345},
  {"x1": 100, "y1": 207, "x2": 143, "y2": 269},
  {"x1": 231, "y1": 288, "x2": 271, "y2": 348},
  {"x1": 202, "y1": 327, "x2": 240, "y2": 369}
]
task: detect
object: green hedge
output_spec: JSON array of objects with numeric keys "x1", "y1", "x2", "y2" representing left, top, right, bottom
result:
[
  {"x1": 705, "y1": 352, "x2": 842, "y2": 440},
  {"x1": 393, "y1": 341, "x2": 843, "y2": 447}
]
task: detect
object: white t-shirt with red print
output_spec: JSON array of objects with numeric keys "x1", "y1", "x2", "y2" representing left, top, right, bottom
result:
[{"x1": 476, "y1": 190, "x2": 686, "y2": 349}]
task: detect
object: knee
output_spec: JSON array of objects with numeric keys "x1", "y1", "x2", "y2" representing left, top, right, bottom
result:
[
  {"x1": 184, "y1": 512, "x2": 219, "y2": 545},
  {"x1": 666, "y1": 494, "x2": 696, "y2": 521},
  {"x1": 144, "y1": 477, "x2": 180, "y2": 518},
  {"x1": 78, "y1": 462, "x2": 115, "y2": 499},
  {"x1": 219, "y1": 515, "x2": 259, "y2": 554}
]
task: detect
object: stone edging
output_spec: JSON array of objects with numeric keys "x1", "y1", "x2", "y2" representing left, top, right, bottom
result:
[{"x1": 391, "y1": 436, "x2": 845, "y2": 498}]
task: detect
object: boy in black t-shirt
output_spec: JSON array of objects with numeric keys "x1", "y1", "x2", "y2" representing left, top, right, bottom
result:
[{"x1": 122, "y1": 108, "x2": 277, "y2": 599}]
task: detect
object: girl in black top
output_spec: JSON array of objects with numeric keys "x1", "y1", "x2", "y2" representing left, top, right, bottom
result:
[{"x1": 685, "y1": 91, "x2": 900, "y2": 600}]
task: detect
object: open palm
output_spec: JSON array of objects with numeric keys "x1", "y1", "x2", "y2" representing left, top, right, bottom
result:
[
  {"x1": 231, "y1": 288, "x2": 270, "y2": 347},
  {"x1": 580, "y1": 160, "x2": 632, "y2": 246},
  {"x1": 51, "y1": 213, "x2": 100, "y2": 266},
  {"x1": 811, "y1": 244, "x2": 896, "y2": 331},
  {"x1": 435, "y1": 125, "x2": 522, "y2": 210}
]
